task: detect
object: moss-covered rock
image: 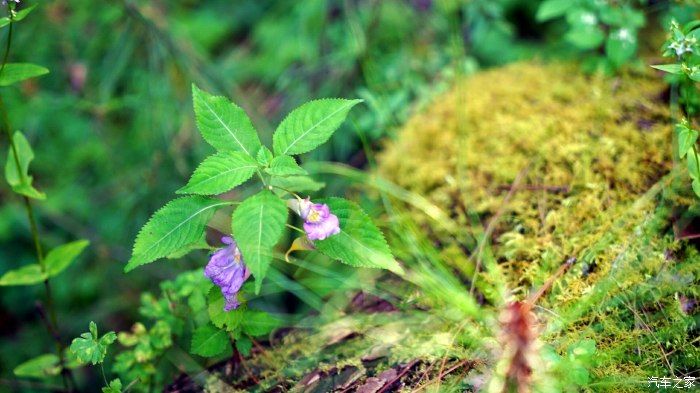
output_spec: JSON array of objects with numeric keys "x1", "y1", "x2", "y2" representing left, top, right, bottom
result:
[{"x1": 377, "y1": 61, "x2": 699, "y2": 391}]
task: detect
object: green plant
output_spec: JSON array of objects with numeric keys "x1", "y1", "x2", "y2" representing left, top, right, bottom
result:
[
  {"x1": 653, "y1": 19, "x2": 700, "y2": 197},
  {"x1": 537, "y1": 0, "x2": 645, "y2": 73},
  {"x1": 0, "y1": 2, "x2": 89, "y2": 391}
]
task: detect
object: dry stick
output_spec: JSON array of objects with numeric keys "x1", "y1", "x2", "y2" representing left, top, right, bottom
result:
[
  {"x1": 0, "y1": 19, "x2": 75, "y2": 392},
  {"x1": 375, "y1": 359, "x2": 420, "y2": 393},
  {"x1": 469, "y1": 165, "x2": 531, "y2": 296},
  {"x1": 525, "y1": 257, "x2": 577, "y2": 307},
  {"x1": 412, "y1": 360, "x2": 437, "y2": 389},
  {"x1": 496, "y1": 184, "x2": 570, "y2": 193},
  {"x1": 236, "y1": 349, "x2": 260, "y2": 385},
  {"x1": 411, "y1": 359, "x2": 472, "y2": 393}
]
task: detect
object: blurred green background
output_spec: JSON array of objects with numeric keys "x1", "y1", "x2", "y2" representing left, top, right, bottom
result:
[{"x1": 0, "y1": 0, "x2": 688, "y2": 390}]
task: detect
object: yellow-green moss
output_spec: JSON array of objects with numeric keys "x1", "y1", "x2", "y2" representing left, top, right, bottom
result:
[
  {"x1": 377, "y1": 61, "x2": 699, "y2": 390},
  {"x1": 379, "y1": 61, "x2": 674, "y2": 295}
]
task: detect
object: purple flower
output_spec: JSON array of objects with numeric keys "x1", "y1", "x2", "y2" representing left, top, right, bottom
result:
[
  {"x1": 204, "y1": 236, "x2": 250, "y2": 311},
  {"x1": 288, "y1": 198, "x2": 340, "y2": 241}
]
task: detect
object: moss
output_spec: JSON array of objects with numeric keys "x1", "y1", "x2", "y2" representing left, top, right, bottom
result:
[{"x1": 377, "y1": 61, "x2": 698, "y2": 390}]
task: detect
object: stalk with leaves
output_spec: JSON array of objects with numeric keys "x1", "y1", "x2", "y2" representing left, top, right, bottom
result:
[
  {"x1": 653, "y1": 20, "x2": 700, "y2": 196},
  {"x1": 0, "y1": 1, "x2": 90, "y2": 390}
]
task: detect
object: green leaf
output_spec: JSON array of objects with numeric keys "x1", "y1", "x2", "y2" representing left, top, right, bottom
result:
[
  {"x1": 0, "y1": 4, "x2": 35, "y2": 28},
  {"x1": 166, "y1": 235, "x2": 209, "y2": 259},
  {"x1": 605, "y1": 30, "x2": 637, "y2": 67},
  {"x1": 5, "y1": 131, "x2": 45, "y2": 200},
  {"x1": 269, "y1": 175, "x2": 325, "y2": 194},
  {"x1": 693, "y1": 179, "x2": 700, "y2": 198},
  {"x1": 690, "y1": 68, "x2": 700, "y2": 83},
  {"x1": 565, "y1": 25, "x2": 605, "y2": 50},
  {"x1": 688, "y1": 150, "x2": 700, "y2": 180},
  {"x1": 241, "y1": 310, "x2": 282, "y2": 336},
  {"x1": 235, "y1": 336, "x2": 252, "y2": 356},
  {"x1": 125, "y1": 196, "x2": 230, "y2": 272},
  {"x1": 265, "y1": 155, "x2": 307, "y2": 177},
  {"x1": 177, "y1": 151, "x2": 258, "y2": 195},
  {"x1": 677, "y1": 123, "x2": 699, "y2": 159},
  {"x1": 272, "y1": 99, "x2": 362, "y2": 156},
  {"x1": 568, "y1": 339, "x2": 596, "y2": 362},
  {"x1": 0, "y1": 63, "x2": 49, "y2": 86},
  {"x1": 208, "y1": 288, "x2": 245, "y2": 331},
  {"x1": 256, "y1": 146, "x2": 274, "y2": 167},
  {"x1": 315, "y1": 198, "x2": 402, "y2": 274},
  {"x1": 14, "y1": 4, "x2": 38, "y2": 22},
  {"x1": 70, "y1": 322, "x2": 117, "y2": 365},
  {"x1": 191, "y1": 84, "x2": 261, "y2": 156},
  {"x1": 191, "y1": 323, "x2": 229, "y2": 357},
  {"x1": 102, "y1": 379, "x2": 123, "y2": 393},
  {"x1": 0, "y1": 264, "x2": 46, "y2": 286},
  {"x1": 45, "y1": 239, "x2": 90, "y2": 277},
  {"x1": 13, "y1": 354, "x2": 60, "y2": 378},
  {"x1": 569, "y1": 365, "x2": 590, "y2": 385},
  {"x1": 651, "y1": 64, "x2": 682, "y2": 74},
  {"x1": 231, "y1": 191, "x2": 287, "y2": 294},
  {"x1": 536, "y1": 0, "x2": 575, "y2": 21}
]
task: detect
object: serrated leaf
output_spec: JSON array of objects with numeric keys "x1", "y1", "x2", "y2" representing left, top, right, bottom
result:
[
  {"x1": 677, "y1": 123, "x2": 698, "y2": 159},
  {"x1": 125, "y1": 197, "x2": 230, "y2": 272},
  {"x1": 102, "y1": 379, "x2": 123, "y2": 393},
  {"x1": 536, "y1": 0, "x2": 574, "y2": 21},
  {"x1": 5, "y1": 131, "x2": 45, "y2": 200},
  {"x1": 265, "y1": 155, "x2": 307, "y2": 177},
  {"x1": 192, "y1": 84, "x2": 261, "y2": 156},
  {"x1": 70, "y1": 322, "x2": 117, "y2": 365},
  {"x1": 166, "y1": 235, "x2": 209, "y2": 259},
  {"x1": 13, "y1": 354, "x2": 60, "y2": 378},
  {"x1": 315, "y1": 198, "x2": 402, "y2": 274},
  {"x1": 241, "y1": 310, "x2": 282, "y2": 336},
  {"x1": 191, "y1": 323, "x2": 229, "y2": 357},
  {"x1": 177, "y1": 151, "x2": 258, "y2": 195},
  {"x1": 0, "y1": 264, "x2": 46, "y2": 286},
  {"x1": 45, "y1": 239, "x2": 90, "y2": 277},
  {"x1": 272, "y1": 99, "x2": 362, "y2": 156},
  {"x1": 0, "y1": 63, "x2": 49, "y2": 86},
  {"x1": 231, "y1": 191, "x2": 287, "y2": 294},
  {"x1": 651, "y1": 64, "x2": 682, "y2": 74},
  {"x1": 256, "y1": 146, "x2": 273, "y2": 166},
  {"x1": 208, "y1": 288, "x2": 245, "y2": 331}
]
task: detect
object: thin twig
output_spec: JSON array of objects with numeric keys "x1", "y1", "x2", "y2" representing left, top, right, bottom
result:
[{"x1": 469, "y1": 165, "x2": 530, "y2": 295}]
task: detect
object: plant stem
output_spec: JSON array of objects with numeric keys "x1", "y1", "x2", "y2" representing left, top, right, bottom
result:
[
  {"x1": 100, "y1": 363, "x2": 108, "y2": 386},
  {"x1": 255, "y1": 168, "x2": 268, "y2": 187},
  {"x1": 0, "y1": 10, "x2": 75, "y2": 393}
]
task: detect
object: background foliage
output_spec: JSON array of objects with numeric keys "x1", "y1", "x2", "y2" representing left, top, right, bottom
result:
[{"x1": 0, "y1": 0, "x2": 697, "y2": 391}]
